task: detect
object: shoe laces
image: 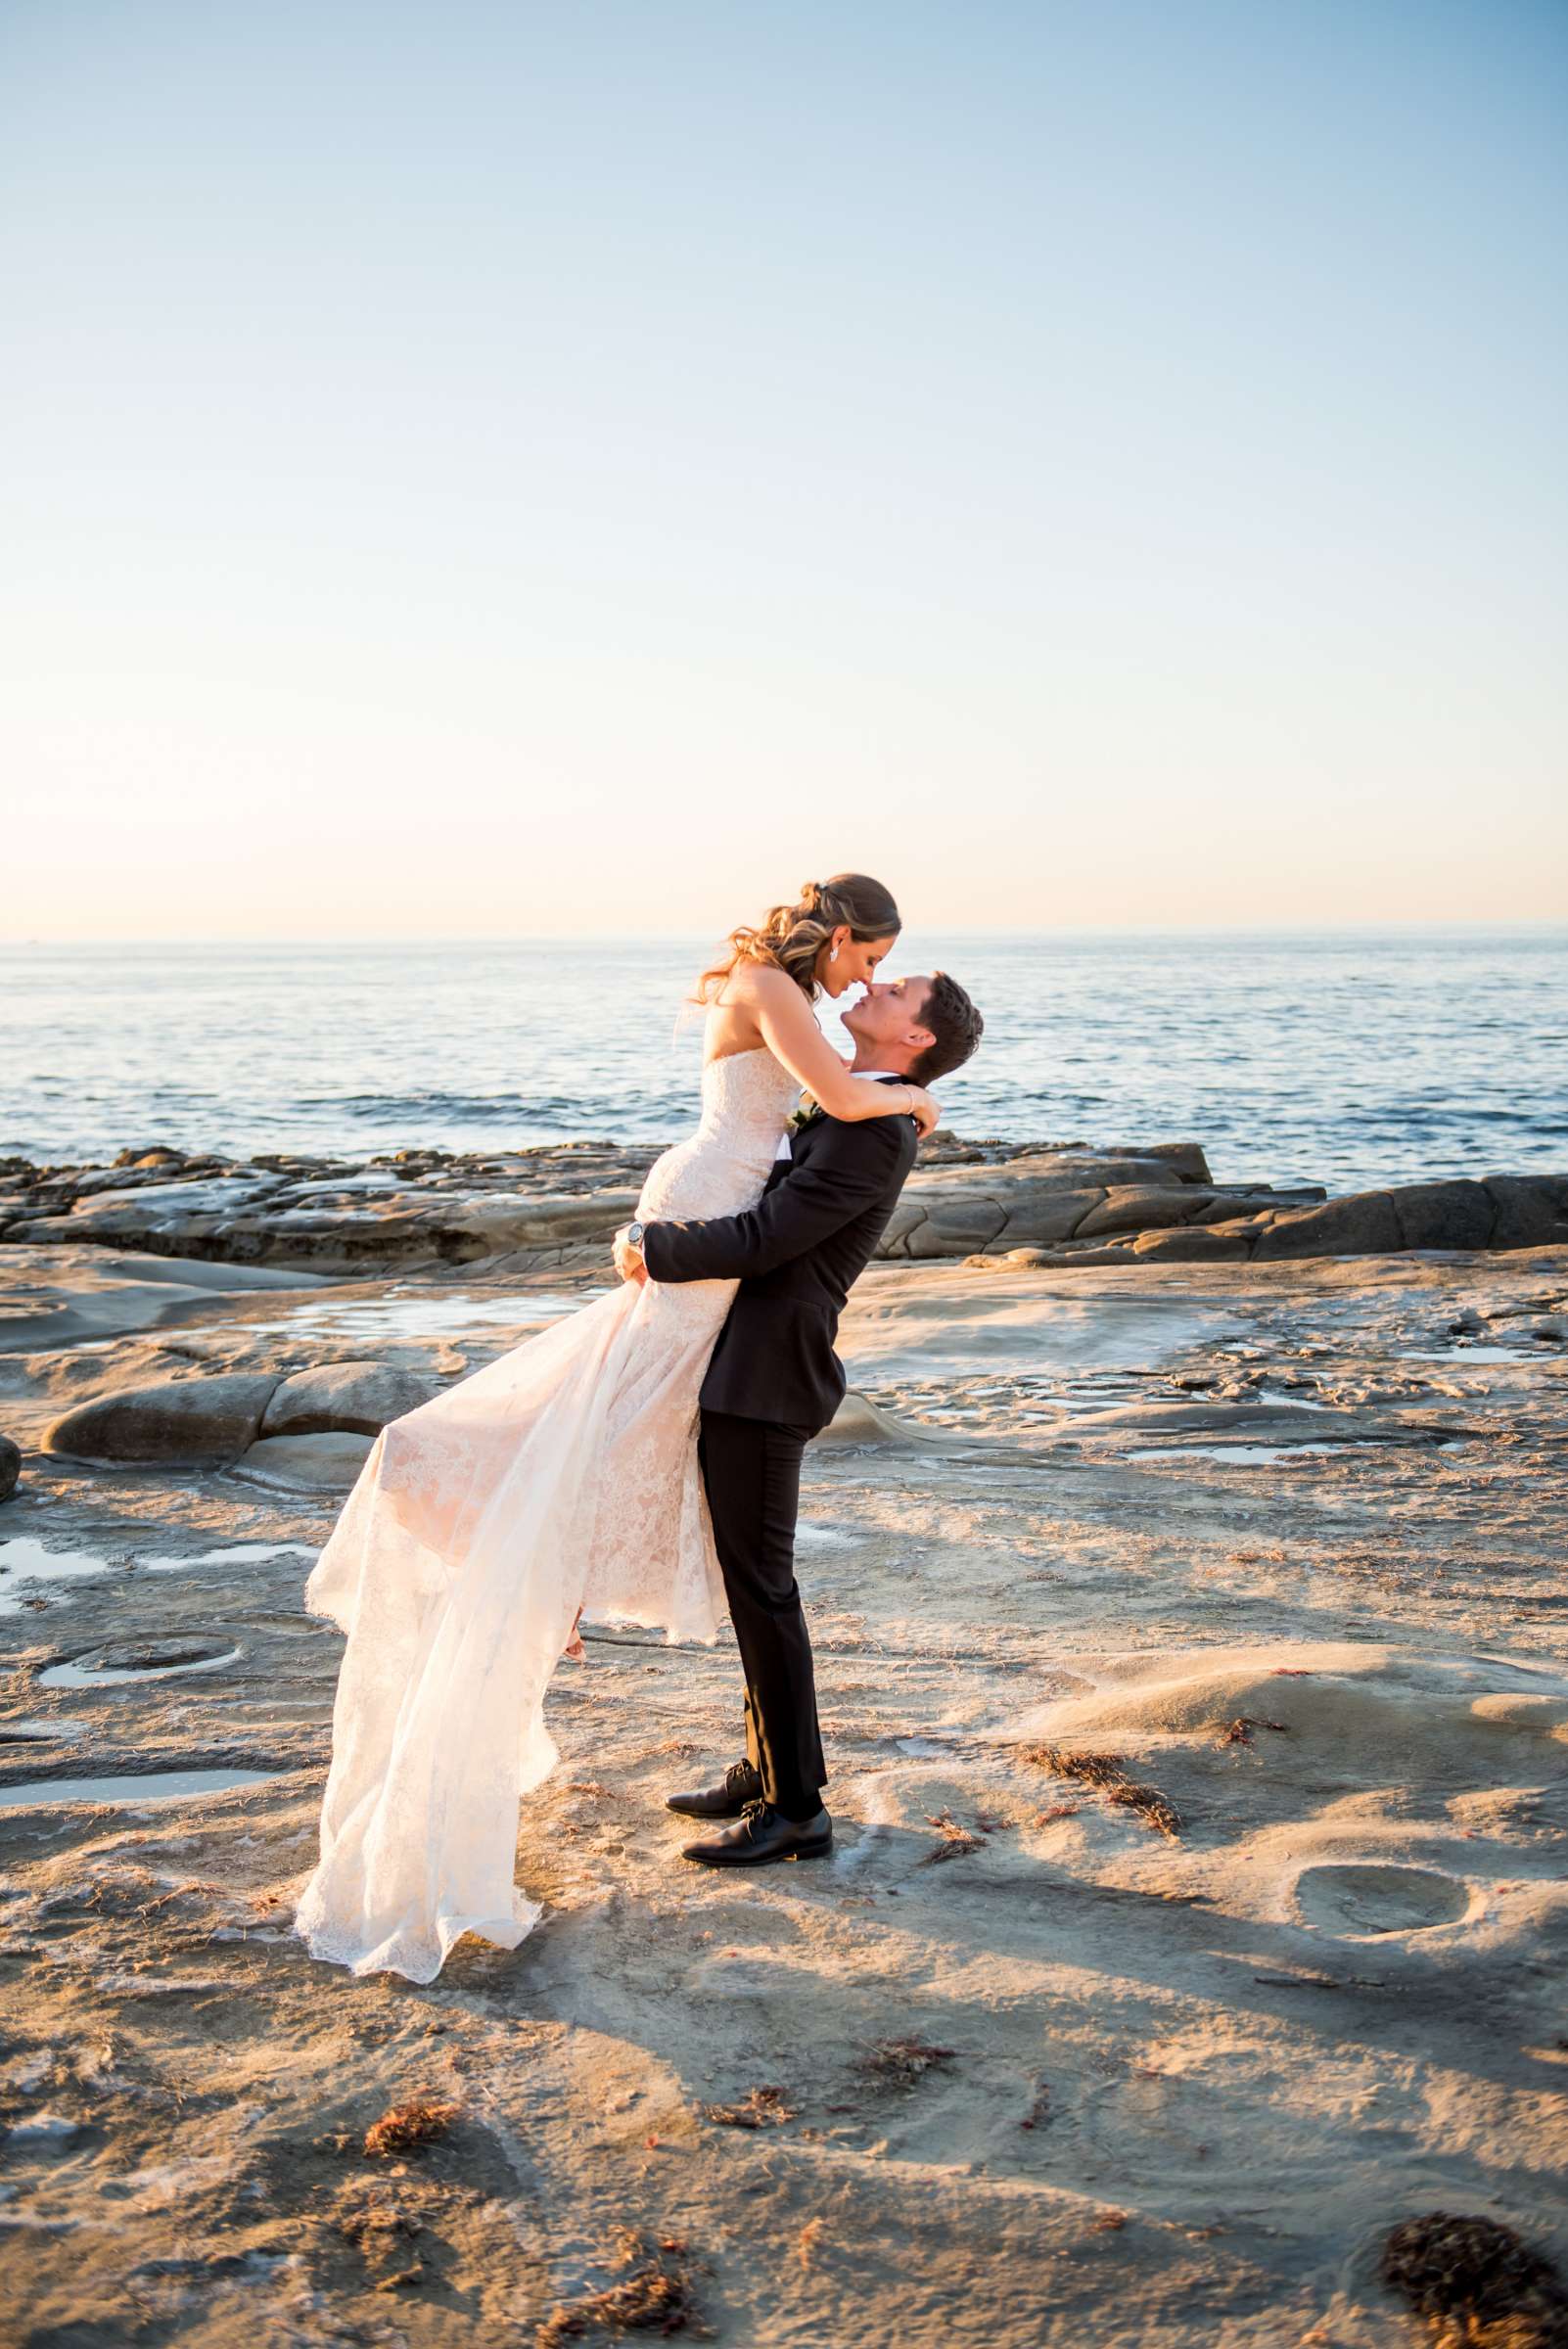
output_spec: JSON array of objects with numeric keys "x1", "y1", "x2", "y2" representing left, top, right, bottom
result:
[
  {"x1": 739, "y1": 1797, "x2": 775, "y2": 1825},
  {"x1": 725, "y1": 1762, "x2": 761, "y2": 1795}
]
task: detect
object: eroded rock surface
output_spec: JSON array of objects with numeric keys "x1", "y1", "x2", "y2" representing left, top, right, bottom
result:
[
  {"x1": 7, "y1": 1131, "x2": 1566, "y2": 1276},
  {"x1": 259, "y1": 1360, "x2": 440, "y2": 1438},
  {"x1": 42, "y1": 1370, "x2": 281, "y2": 1464},
  {"x1": 1, "y1": 1235, "x2": 1564, "y2": 2345}
]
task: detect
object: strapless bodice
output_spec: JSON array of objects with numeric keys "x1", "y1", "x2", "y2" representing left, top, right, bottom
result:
[
  {"x1": 634, "y1": 1044, "x2": 801, "y2": 1224},
  {"x1": 693, "y1": 1045, "x2": 802, "y2": 1158}
]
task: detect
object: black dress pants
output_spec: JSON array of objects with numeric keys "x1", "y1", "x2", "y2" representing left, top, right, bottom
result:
[{"x1": 697, "y1": 1406, "x2": 826, "y2": 1822}]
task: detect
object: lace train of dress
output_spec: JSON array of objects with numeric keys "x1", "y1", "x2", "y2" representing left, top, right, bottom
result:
[{"x1": 292, "y1": 1044, "x2": 802, "y2": 1984}]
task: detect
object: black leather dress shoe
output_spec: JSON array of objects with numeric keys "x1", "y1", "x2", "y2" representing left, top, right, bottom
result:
[
  {"x1": 681, "y1": 1800, "x2": 833, "y2": 1867},
  {"x1": 665, "y1": 1759, "x2": 764, "y2": 1819}
]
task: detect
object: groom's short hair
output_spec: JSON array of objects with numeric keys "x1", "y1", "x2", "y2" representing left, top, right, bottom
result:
[{"x1": 908, "y1": 971, "x2": 984, "y2": 1087}]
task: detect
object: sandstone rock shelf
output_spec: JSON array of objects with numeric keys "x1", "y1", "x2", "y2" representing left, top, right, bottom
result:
[
  {"x1": 2, "y1": 1223, "x2": 1565, "y2": 2344},
  {"x1": 2, "y1": 1135, "x2": 1564, "y2": 1274}
]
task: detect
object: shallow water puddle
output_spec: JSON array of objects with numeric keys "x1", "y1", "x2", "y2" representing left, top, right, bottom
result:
[
  {"x1": 0, "y1": 1539, "x2": 112, "y2": 1613},
  {"x1": 38, "y1": 1643, "x2": 244, "y2": 1689},
  {"x1": 1294, "y1": 1862, "x2": 1468, "y2": 1937},
  {"x1": 844, "y1": 1288, "x2": 1244, "y2": 1386},
  {"x1": 0, "y1": 1767, "x2": 282, "y2": 1812},
  {"x1": 1127, "y1": 1441, "x2": 1381, "y2": 1466},
  {"x1": 245, "y1": 1289, "x2": 582, "y2": 1345},
  {"x1": 141, "y1": 1541, "x2": 317, "y2": 1575},
  {"x1": 1408, "y1": 1345, "x2": 1531, "y2": 1364},
  {"x1": 1127, "y1": 1435, "x2": 1467, "y2": 1466},
  {"x1": 895, "y1": 1366, "x2": 1155, "y2": 1428},
  {"x1": 795, "y1": 1522, "x2": 860, "y2": 1550}
]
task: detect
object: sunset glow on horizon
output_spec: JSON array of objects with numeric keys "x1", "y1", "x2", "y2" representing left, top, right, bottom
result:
[{"x1": 3, "y1": 1, "x2": 1564, "y2": 942}]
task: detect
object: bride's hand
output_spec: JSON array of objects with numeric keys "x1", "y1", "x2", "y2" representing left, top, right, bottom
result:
[
  {"x1": 613, "y1": 1225, "x2": 648, "y2": 1285},
  {"x1": 905, "y1": 1084, "x2": 941, "y2": 1140}
]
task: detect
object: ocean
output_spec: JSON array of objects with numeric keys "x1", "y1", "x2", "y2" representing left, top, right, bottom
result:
[{"x1": 4, "y1": 930, "x2": 1564, "y2": 1196}]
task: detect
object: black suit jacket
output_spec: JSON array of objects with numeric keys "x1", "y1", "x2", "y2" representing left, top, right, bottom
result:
[{"x1": 641, "y1": 1082, "x2": 919, "y2": 1435}]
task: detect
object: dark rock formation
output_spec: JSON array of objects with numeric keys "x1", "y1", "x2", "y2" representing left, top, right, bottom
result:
[
  {"x1": 259, "y1": 1361, "x2": 442, "y2": 1438},
  {"x1": 43, "y1": 1373, "x2": 281, "y2": 1464},
  {"x1": 2, "y1": 1131, "x2": 1563, "y2": 1276}
]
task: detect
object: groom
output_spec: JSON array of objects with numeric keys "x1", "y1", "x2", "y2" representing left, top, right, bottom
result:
[{"x1": 613, "y1": 970, "x2": 984, "y2": 1866}]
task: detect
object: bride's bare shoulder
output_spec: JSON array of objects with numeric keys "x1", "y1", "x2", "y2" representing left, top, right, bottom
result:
[
  {"x1": 698, "y1": 963, "x2": 769, "y2": 1059},
  {"x1": 702, "y1": 962, "x2": 790, "y2": 1013},
  {"x1": 728, "y1": 963, "x2": 803, "y2": 1014}
]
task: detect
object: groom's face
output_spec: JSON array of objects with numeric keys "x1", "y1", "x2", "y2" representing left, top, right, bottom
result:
[{"x1": 843, "y1": 974, "x2": 935, "y2": 1063}]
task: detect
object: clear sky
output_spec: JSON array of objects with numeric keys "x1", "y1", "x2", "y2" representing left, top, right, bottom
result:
[{"x1": 3, "y1": 0, "x2": 1564, "y2": 941}]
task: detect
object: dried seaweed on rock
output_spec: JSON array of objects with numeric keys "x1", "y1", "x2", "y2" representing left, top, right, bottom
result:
[
  {"x1": 702, "y1": 2085, "x2": 794, "y2": 2130},
  {"x1": 1380, "y1": 2212, "x2": 1568, "y2": 2347},
  {"x1": 1218, "y1": 1716, "x2": 1289, "y2": 1745},
  {"x1": 859, "y1": 2036, "x2": 958, "y2": 2086},
  {"x1": 797, "y1": 2218, "x2": 826, "y2": 2271},
  {"x1": 536, "y1": 2235, "x2": 702, "y2": 2343},
  {"x1": 922, "y1": 1810, "x2": 985, "y2": 1863},
  {"x1": 1022, "y1": 1745, "x2": 1182, "y2": 1839},
  {"x1": 363, "y1": 2096, "x2": 460, "y2": 2157},
  {"x1": 1019, "y1": 2077, "x2": 1052, "y2": 2130}
]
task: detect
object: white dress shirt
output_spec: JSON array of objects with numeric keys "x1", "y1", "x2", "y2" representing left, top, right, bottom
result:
[{"x1": 774, "y1": 1072, "x2": 899, "y2": 1161}]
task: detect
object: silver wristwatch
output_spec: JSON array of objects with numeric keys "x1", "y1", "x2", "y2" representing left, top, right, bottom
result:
[{"x1": 625, "y1": 1220, "x2": 647, "y2": 1250}]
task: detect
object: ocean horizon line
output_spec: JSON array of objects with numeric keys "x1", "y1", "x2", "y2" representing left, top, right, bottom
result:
[{"x1": 5, "y1": 916, "x2": 1567, "y2": 952}]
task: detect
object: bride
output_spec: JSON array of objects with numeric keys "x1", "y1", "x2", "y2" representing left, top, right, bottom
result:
[{"x1": 292, "y1": 874, "x2": 941, "y2": 1984}]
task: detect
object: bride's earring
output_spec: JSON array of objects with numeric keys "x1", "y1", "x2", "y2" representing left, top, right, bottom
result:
[{"x1": 829, "y1": 944, "x2": 839, "y2": 963}]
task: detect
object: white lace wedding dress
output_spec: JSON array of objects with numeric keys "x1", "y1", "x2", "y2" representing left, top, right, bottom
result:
[{"x1": 292, "y1": 1039, "x2": 802, "y2": 1985}]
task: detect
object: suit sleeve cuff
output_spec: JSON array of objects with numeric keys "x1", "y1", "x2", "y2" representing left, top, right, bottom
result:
[{"x1": 639, "y1": 1221, "x2": 676, "y2": 1282}]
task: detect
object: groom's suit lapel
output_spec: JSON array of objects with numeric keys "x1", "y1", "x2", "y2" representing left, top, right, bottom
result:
[
  {"x1": 762, "y1": 1111, "x2": 823, "y2": 1194},
  {"x1": 781, "y1": 1076, "x2": 905, "y2": 1177}
]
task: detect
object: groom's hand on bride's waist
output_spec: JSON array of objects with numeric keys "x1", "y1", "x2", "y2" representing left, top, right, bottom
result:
[{"x1": 613, "y1": 1224, "x2": 649, "y2": 1285}]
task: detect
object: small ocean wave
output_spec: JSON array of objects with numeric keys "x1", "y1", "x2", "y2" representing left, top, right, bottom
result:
[{"x1": 316, "y1": 1092, "x2": 541, "y2": 1122}]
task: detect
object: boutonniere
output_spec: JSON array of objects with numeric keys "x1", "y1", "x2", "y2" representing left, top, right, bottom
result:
[{"x1": 789, "y1": 1097, "x2": 820, "y2": 1130}]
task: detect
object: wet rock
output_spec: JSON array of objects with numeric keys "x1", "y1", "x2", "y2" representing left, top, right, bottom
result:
[
  {"x1": 993, "y1": 1186, "x2": 1110, "y2": 1247},
  {"x1": 1048, "y1": 1241, "x2": 1140, "y2": 1267},
  {"x1": 112, "y1": 1145, "x2": 186, "y2": 1170},
  {"x1": 1194, "y1": 1191, "x2": 1317, "y2": 1223},
  {"x1": 447, "y1": 1189, "x2": 644, "y2": 1252},
  {"x1": 44, "y1": 1372, "x2": 281, "y2": 1463},
  {"x1": 1076, "y1": 1186, "x2": 1202, "y2": 1238},
  {"x1": 3, "y1": 1133, "x2": 1564, "y2": 1277},
  {"x1": 877, "y1": 1199, "x2": 930, "y2": 1254},
  {"x1": 1389, "y1": 1181, "x2": 1497, "y2": 1252},
  {"x1": 232, "y1": 1432, "x2": 376, "y2": 1491},
  {"x1": 1093, "y1": 1139, "x2": 1213, "y2": 1182},
  {"x1": 259, "y1": 1361, "x2": 442, "y2": 1438},
  {"x1": 903, "y1": 1194, "x2": 1010, "y2": 1258},
  {"x1": 24, "y1": 1174, "x2": 287, "y2": 1259},
  {"x1": 1130, "y1": 1226, "x2": 1254, "y2": 1262},
  {"x1": 6, "y1": 2113, "x2": 81, "y2": 2145},
  {"x1": 816, "y1": 1392, "x2": 948, "y2": 1448},
  {"x1": 1483, "y1": 1174, "x2": 1568, "y2": 1252},
  {"x1": 1253, "y1": 1192, "x2": 1403, "y2": 1262},
  {"x1": 990, "y1": 1154, "x2": 1185, "y2": 1193},
  {"x1": 0, "y1": 1434, "x2": 19, "y2": 1499}
]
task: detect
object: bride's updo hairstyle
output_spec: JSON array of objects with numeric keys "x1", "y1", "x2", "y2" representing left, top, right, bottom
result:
[{"x1": 696, "y1": 873, "x2": 902, "y2": 1003}]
